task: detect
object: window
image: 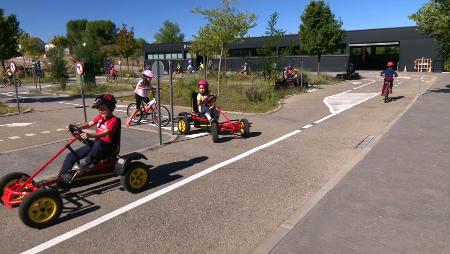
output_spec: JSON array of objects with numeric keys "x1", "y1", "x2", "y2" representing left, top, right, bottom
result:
[
  {"x1": 186, "y1": 53, "x2": 191, "y2": 59},
  {"x1": 386, "y1": 46, "x2": 399, "y2": 55},
  {"x1": 365, "y1": 47, "x2": 372, "y2": 55},
  {"x1": 375, "y1": 47, "x2": 385, "y2": 55},
  {"x1": 351, "y1": 47, "x2": 362, "y2": 55},
  {"x1": 158, "y1": 53, "x2": 164, "y2": 59}
]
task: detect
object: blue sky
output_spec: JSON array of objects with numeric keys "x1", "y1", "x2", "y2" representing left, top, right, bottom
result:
[{"x1": 1, "y1": 0, "x2": 428, "y2": 43}]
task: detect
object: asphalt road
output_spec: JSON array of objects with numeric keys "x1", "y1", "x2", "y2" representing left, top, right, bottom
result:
[{"x1": 0, "y1": 72, "x2": 438, "y2": 254}]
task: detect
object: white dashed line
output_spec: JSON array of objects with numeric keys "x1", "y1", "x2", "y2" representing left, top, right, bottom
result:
[
  {"x1": 302, "y1": 124, "x2": 313, "y2": 129},
  {"x1": 55, "y1": 128, "x2": 65, "y2": 132},
  {"x1": 8, "y1": 136, "x2": 21, "y2": 140},
  {"x1": 25, "y1": 133, "x2": 37, "y2": 137},
  {"x1": 185, "y1": 133, "x2": 209, "y2": 139},
  {"x1": 40, "y1": 131, "x2": 51, "y2": 134}
]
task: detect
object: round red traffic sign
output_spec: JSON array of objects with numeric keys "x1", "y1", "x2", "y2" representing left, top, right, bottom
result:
[
  {"x1": 75, "y1": 61, "x2": 84, "y2": 75},
  {"x1": 10, "y1": 61, "x2": 16, "y2": 74}
]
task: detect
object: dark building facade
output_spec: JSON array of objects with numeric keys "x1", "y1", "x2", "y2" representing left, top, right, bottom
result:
[{"x1": 143, "y1": 26, "x2": 442, "y2": 73}]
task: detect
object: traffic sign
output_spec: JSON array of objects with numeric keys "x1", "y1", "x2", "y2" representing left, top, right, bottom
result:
[
  {"x1": 10, "y1": 62, "x2": 16, "y2": 74},
  {"x1": 75, "y1": 61, "x2": 84, "y2": 75},
  {"x1": 152, "y1": 61, "x2": 164, "y2": 78}
]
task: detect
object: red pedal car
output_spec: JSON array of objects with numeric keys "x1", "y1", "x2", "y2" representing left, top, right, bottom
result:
[
  {"x1": 0, "y1": 123, "x2": 150, "y2": 228},
  {"x1": 177, "y1": 92, "x2": 251, "y2": 142}
]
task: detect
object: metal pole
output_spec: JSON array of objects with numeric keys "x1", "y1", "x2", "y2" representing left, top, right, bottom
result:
[
  {"x1": 12, "y1": 75, "x2": 20, "y2": 113},
  {"x1": 169, "y1": 61, "x2": 174, "y2": 135},
  {"x1": 156, "y1": 62, "x2": 162, "y2": 145},
  {"x1": 418, "y1": 57, "x2": 424, "y2": 96},
  {"x1": 80, "y1": 75, "x2": 87, "y2": 122}
]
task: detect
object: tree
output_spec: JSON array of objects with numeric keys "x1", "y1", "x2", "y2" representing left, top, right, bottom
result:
[
  {"x1": 299, "y1": 0, "x2": 344, "y2": 74},
  {"x1": 192, "y1": 0, "x2": 256, "y2": 94},
  {"x1": 410, "y1": 0, "x2": 450, "y2": 63},
  {"x1": 115, "y1": 24, "x2": 136, "y2": 71},
  {"x1": 258, "y1": 12, "x2": 286, "y2": 80},
  {"x1": 0, "y1": 8, "x2": 21, "y2": 70},
  {"x1": 67, "y1": 19, "x2": 116, "y2": 70},
  {"x1": 154, "y1": 20, "x2": 185, "y2": 43},
  {"x1": 51, "y1": 35, "x2": 69, "y2": 49},
  {"x1": 47, "y1": 48, "x2": 68, "y2": 90},
  {"x1": 132, "y1": 38, "x2": 147, "y2": 70}
]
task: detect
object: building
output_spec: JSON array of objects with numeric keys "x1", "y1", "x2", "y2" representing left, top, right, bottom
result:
[{"x1": 143, "y1": 26, "x2": 443, "y2": 73}]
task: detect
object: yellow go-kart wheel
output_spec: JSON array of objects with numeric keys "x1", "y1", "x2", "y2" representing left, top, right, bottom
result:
[
  {"x1": 120, "y1": 162, "x2": 150, "y2": 194},
  {"x1": 239, "y1": 119, "x2": 250, "y2": 137},
  {"x1": 19, "y1": 188, "x2": 62, "y2": 228},
  {"x1": 177, "y1": 115, "x2": 190, "y2": 135}
]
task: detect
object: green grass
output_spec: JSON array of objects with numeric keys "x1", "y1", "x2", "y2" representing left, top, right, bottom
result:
[
  {"x1": 65, "y1": 82, "x2": 133, "y2": 96},
  {"x1": 0, "y1": 102, "x2": 26, "y2": 115},
  {"x1": 117, "y1": 72, "x2": 338, "y2": 113}
]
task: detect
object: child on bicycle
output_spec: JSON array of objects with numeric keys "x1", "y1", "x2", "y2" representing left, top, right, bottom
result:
[
  {"x1": 380, "y1": 61, "x2": 398, "y2": 96},
  {"x1": 127, "y1": 70, "x2": 155, "y2": 127},
  {"x1": 60, "y1": 94, "x2": 120, "y2": 181},
  {"x1": 197, "y1": 79, "x2": 218, "y2": 123}
]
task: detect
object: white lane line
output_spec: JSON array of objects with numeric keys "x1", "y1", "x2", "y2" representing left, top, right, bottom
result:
[
  {"x1": 185, "y1": 133, "x2": 209, "y2": 139},
  {"x1": 116, "y1": 104, "x2": 128, "y2": 108},
  {"x1": 23, "y1": 83, "x2": 381, "y2": 254},
  {"x1": 56, "y1": 128, "x2": 65, "y2": 132},
  {"x1": 0, "y1": 122, "x2": 35, "y2": 127},
  {"x1": 25, "y1": 133, "x2": 37, "y2": 137},
  {"x1": 40, "y1": 131, "x2": 50, "y2": 134},
  {"x1": 397, "y1": 76, "x2": 411, "y2": 79},
  {"x1": 0, "y1": 140, "x2": 3, "y2": 142},
  {"x1": 302, "y1": 124, "x2": 313, "y2": 129},
  {"x1": 8, "y1": 136, "x2": 21, "y2": 140},
  {"x1": 115, "y1": 109, "x2": 127, "y2": 113}
]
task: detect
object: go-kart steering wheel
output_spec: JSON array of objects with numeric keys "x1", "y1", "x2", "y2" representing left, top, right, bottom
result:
[{"x1": 68, "y1": 124, "x2": 87, "y2": 144}]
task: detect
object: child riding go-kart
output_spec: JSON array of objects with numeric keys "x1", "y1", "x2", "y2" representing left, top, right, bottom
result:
[
  {"x1": 0, "y1": 94, "x2": 150, "y2": 229},
  {"x1": 177, "y1": 80, "x2": 251, "y2": 143}
]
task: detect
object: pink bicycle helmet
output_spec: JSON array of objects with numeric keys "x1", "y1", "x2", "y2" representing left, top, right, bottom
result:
[
  {"x1": 198, "y1": 79, "x2": 209, "y2": 88},
  {"x1": 143, "y1": 70, "x2": 155, "y2": 78}
]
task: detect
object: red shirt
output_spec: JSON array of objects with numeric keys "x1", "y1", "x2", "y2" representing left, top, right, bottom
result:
[{"x1": 92, "y1": 114, "x2": 120, "y2": 143}]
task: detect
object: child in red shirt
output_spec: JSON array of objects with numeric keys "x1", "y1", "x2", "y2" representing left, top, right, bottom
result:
[{"x1": 60, "y1": 94, "x2": 120, "y2": 178}]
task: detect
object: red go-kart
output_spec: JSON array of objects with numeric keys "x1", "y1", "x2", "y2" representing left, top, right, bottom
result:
[
  {"x1": 177, "y1": 92, "x2": 251, "y2": 142},
  {"x1": 0, "y1": 123, "x2": 150, "y2": 228}
]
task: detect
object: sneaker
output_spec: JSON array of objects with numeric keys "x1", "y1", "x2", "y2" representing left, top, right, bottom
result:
[
  {"x1": 126, "y1": 117, "x2": 132, "y2": 127},
  {"x1": 74, "y1": 162, "x2": 94, "y2": 174},
  {"x1": 61, "y1": 172, "x2": 73, "y2": 184}
]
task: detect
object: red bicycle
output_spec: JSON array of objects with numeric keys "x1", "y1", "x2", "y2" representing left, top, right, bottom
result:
[{"x1": 381, "y1": 77, "x2": 394, "y2": 103}]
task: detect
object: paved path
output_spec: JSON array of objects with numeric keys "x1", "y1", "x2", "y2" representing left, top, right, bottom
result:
[{"x1": 270, "y1": 74, "x2": 450, "y2": 253}]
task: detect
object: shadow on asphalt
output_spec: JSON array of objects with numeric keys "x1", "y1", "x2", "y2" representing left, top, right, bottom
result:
[
  {"x1": 389, "y1": 95, "x2": 405, "y2": 102},
  {"x1": 6, "y1": 95, "x2": 90, "y2": 104},
  {"x1": 149, "y1": 156, "x2": 208, "y2": 189},
  {"x1": 56, "y1": 179, "x2": 121, "y2": 226},
  {"x1": 425, "y1": 84, "x2": 450, "y2": 94},
  {"x1": 215, "y1": 131, "x2": 262, "y2": 143}
]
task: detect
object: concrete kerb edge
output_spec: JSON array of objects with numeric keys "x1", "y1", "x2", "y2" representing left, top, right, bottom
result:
[
  {"x1": 250, "y1": 76, "x2": 437, "y2": 254},
  {"x1": 0, "y1": 107, "x2": 33, "y2": 117}
]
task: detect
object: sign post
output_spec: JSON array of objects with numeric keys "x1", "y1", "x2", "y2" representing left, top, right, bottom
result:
[
  {"x1": 10, "y1": 61, "x2": 20, "y2": 113},
  {"x1": 76, "y1": 61, "x2": 87, "y2": 122},
  {"x1": 169, "y1": 61, "x2": 174, "y2": 135},
  {"x1": 152, "y1": 60, "x2": 164, "y2": 145}
]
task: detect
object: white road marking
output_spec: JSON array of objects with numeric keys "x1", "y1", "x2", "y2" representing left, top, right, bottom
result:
[
  {"x1": 8, "y1": 136, "x2": 20, "y2": 139},
  {"x1": 185, "y1": 133, "x2": 209, "y2": 139},
  {"x1": 0, "y1": 122, "x2": 35, "y2": 127},
  {"x1": 40, "y1": 131, "x2": 50, "y2": 134},
  {"x1": 0, "y1": 139, "x2": 3, "y2": 142},
  {"x1": 302, "y1": 124, "x2": 313, "y2": 129},
  {"x1": 23, "y1": 81, "x2": 382, "y2": 254},
  {"x1": 115, "y1": 109, "x2": 127, "y2": 113},
  {"x1": 397, "y1": 76, "x2": 411, "y2": 79},
  {"x1": 25, "y1": 133, "x2": 37, "y2": 137},
  {"x1": 351, "y1": 81, "x2": 362, "y2": 85},
  {"x1": 55, "y1": 128, "x2": 65, "y2": 132},
  {"x1": 353, "y1": 80, "x2": 375, "y2": 90},
  {"x1": 306, "y1": 88, "x2": 318, "y2": 93},
  {"x1": 116, "y1": 104, "x2": 128, "y2": 108}
]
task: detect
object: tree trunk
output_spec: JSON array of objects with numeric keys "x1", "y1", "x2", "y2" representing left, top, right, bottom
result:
[
  {"x1": 317, "y1": 55, "x2": 321, "y2": 76},
  {"x1": 217, "y1": 44, "x2": 224, "y2": 96},
  {"x1": 126, "y1": 58, "x2": 130, "y2": 71}
]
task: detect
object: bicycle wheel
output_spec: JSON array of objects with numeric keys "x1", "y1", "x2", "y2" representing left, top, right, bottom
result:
[
  {"x1": 152, "y1": 105, "x2": 171, "y2": 127},
  {"x1": 127, "y1": 103, "x2": 143, "y2": 123},
  {"x1": 14, "y1": 79, "x2": 21, "y2": 87}
]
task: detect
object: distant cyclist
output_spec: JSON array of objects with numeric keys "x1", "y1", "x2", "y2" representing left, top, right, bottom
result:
[{"x1": 380, "y1": 61, "x2": 398, "y2": 96}]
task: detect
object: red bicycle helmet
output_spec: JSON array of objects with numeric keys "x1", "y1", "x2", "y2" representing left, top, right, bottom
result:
[
  {"x1": 198, "y1": 79, "x2": 209, "y2": 88},
  {"x1": 92, "y1": 94, "x2": 116, "y2": 111},
  {"x1": 387, "y1": 61, "x2": 394, "y2": 68}
]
